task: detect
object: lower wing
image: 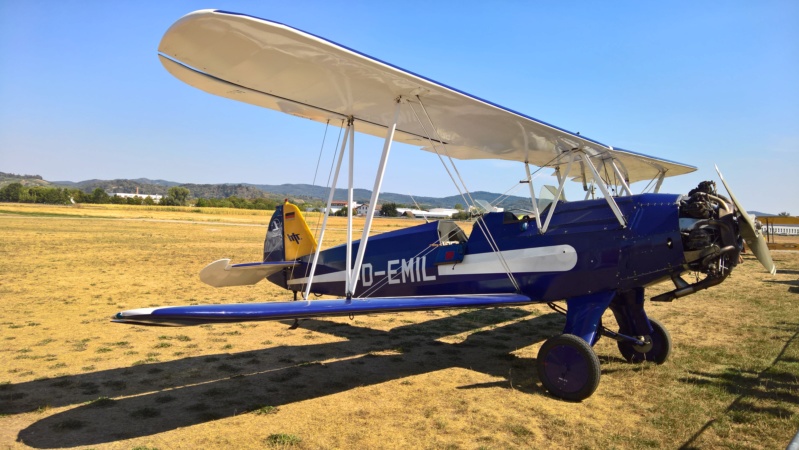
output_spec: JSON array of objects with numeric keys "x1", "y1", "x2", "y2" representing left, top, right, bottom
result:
[{"x1": 112, "y1": 294, "x2": 533, "y2": 326}]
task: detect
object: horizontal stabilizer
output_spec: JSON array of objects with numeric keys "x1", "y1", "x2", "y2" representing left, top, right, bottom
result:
[
  {"x1": 112, "y1": 294, "x2": 533, "y2": 326},
  {"x1": 199, "y1": 258, "x2": 297, "y2": 287}
]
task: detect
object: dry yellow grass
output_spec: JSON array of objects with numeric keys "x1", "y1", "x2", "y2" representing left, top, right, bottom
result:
[{"x1": 1, "y1": 203, "x2": 797, "y2": 449}]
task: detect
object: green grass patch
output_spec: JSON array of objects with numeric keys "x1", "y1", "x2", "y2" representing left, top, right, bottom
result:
[
  {"x1": 253, "y1": 405, "x2": 280, "y2": 415},
  {"x1": 265, "y1": 433, "x2": 302, "y2": 446}
]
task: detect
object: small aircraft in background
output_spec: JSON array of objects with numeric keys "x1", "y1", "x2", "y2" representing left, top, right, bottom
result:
[{"x1": 114, "y1": 10, "x2": 776, "y2": 401}]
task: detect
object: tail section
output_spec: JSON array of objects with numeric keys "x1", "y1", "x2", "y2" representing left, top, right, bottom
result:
[
  {"x1": 264, "y1": 201, "x2": 318, "y2": 262},
  {"x1": 199, "y1": 201, "x2": 315, "y2": 289}
]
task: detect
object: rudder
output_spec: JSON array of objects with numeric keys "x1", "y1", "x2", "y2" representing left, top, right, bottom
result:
[{"x1": 263, "y1": 201, "x2": 318, "y2": 262}]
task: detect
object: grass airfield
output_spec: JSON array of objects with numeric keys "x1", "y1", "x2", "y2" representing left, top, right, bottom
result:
[{"x1": 1, "y1": 203, "x2": 798, "y2": 449}]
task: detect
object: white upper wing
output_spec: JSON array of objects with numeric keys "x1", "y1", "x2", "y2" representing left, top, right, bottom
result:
[{"x1": 159, "y1": 9, "x2": 695, "y2": 184}]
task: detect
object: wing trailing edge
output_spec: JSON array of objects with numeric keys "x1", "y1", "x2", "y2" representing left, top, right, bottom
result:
[{"x1": 112, "y1": 294, "x2": 533, "y2": 326}]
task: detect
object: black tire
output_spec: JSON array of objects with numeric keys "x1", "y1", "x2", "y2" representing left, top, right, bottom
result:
[
  {"x1": 536, "y1": 334, "x2": 601, "y2": 402},
  {"x1": 617, "y1": 318, "x2": 672, "y2": 364}
]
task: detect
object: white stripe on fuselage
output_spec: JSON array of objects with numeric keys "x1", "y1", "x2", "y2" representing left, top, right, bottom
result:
[
  {"x1": 287, "y1": 245, "x2": 577, "y2": 286},
  {"x1": 437, "y1": 245, "x2": 577, "y2": 275}
]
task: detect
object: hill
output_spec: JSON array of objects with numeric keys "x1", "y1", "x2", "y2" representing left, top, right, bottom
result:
[
  {"x1": 0, "y1": 172, "x2": 51, "y2": 188},
  {"x1": 4, "y1": 174, "x2": 784, "y2": 214},
  {"x1": 248, "y1": 183, "x2": 532, "y2": 210},
  {"x1": 51, "y1": 177, "x2": 181, "y2": 188},
  {"x1": 32, "y1": 176, "x2": 533, "y2": 210},
  {"x1": 48, "y1": 179, "x2": 280, "y2": 201}
]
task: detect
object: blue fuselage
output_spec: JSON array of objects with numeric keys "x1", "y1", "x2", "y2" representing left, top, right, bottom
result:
[{"x1": 271, "y1": 194, "x2": 685, "y2": 302}]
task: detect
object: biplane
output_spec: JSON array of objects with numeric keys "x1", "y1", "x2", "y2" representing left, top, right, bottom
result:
[{"x1": 114, "y1": 10, "x2": 777, "y2": 401}]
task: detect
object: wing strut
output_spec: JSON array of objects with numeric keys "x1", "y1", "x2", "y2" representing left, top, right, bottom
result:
[
  {"x1": 409, "y1": 96, "x2": 520, "y2": 293},
  {"x1": 303, "y1": 119, "x2": 353, "y2": 301},
  {"x1": 541, "y1": 152, "x2": 577, "y2": 234},
  {"x1": 580, "y1": 152, "x2": 627, "y2": 227},
  {"x1": 524, "y1": 162, "x2": 543, "y2": 231},
  {"x1": 653, "y1": 169, "x2": 666, "y2": 193},
  {"x1": 349, "y1": 98, "x2": 403, "y2": 295},
  {"x1": 302, "y1": 99, "x2": 404, "y2": 300},
  {"x1": 639, "y1": 168, "x2": 667, "y2": 194},
  {"x1": 346, "y1": 116, "x2": 355, "y2": 295},
  {"x1": 607, "y1": 154, "x2": 632, "y2": 196}
]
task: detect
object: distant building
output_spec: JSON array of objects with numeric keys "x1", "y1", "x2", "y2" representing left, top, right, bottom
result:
[
  {"x1": 396, "y1": 208, "x2": 456, "y2": 219},
  {"x1": 756, "y1": 216, "x2": 799, "y2": 236},
  {"x1": 429, "y1": 208, "x2": 459, "y2": 217},
  {"x1": 356, "y1": 203, "x2": 381, "y2": 216},
  {"x1": 113, "y1": 187, "x2": 162, "y2": 204},
  {"x1": 324, "y1": 200, "x2": 359, "y2": 214},
  {"x1": 771, "y1": 226, "x2": 799, "y2": 236}
]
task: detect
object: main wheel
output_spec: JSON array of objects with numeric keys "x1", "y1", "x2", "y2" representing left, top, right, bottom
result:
[
  {"x1": 536, "y1": 334, "x2": 601, "y2": 401},
  {"x1": 617, "y1": 318, "x2": 672, "y2": 364}
]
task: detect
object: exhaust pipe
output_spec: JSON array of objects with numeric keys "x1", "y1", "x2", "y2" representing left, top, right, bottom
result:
[{"x1": 652, "y1": 246, "x2": 736, "y2": 303}]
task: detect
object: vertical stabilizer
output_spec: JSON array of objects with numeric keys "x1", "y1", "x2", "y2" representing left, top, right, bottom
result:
[
  {"x1": 263, "y1": 204, "x2": 286, "y2": 262},
  {"x1": 264, "y1": 201, "x2": 318, "y2": 263},
  {"x1": 282, "y1": 201, "x2": 318, "y2": 260}
]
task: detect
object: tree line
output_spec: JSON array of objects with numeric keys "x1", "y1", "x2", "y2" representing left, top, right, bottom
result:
[
  {"x1": 0, "y1": 182, "x2": 283, "y2": 209},
  {"x1": 0, "y1": 171, "x2": 43, "y2": 180},
  {"x1": 0, "y1": 184, "x2": 477, "y2": 218}
]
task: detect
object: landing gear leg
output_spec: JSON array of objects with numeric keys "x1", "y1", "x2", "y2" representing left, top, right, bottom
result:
[
  {"x1": 289, "y1": 290, "x2": 300, "y2": 330},
  {"x1": 617, "y1": 318, "x2": 672, "y2": 364},
  {"x1": 609, "y1": 288, "x2": 672, "y2": 364}
]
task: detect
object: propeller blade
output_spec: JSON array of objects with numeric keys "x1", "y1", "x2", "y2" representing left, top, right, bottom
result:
[{"x1": 715, "y1": 165, "x2": 777, "y2": 275}]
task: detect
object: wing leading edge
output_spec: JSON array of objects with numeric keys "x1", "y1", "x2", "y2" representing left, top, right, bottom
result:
[
  {"x1": 113, "y1": 294, "x2": 533, "y2": 326},
  {"x1": 158, "y1": 9, "x2": 695, "y2": 184}
]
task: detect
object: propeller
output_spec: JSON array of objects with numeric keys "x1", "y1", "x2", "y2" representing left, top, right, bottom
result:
[{"x1": 715, "y1": 165, "x2": 777, "y2": 275}]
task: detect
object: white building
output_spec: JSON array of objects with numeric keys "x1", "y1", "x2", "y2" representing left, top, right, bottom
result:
[
  {"x1": 756, "y1": 216, "x2": 799, "y2": 236},
  {"x1": 356, "y1": 203, "x2": 382, "y2": 216},
  {"x1": 322, "y1": 200, "x2": 359, "y2": 215},
  {"x1": 771, "y1": 225, "x2": 799, "y2": 236},
  {"x1": 396, "y1": 208, "x2": 457, "y2": 219},
  {"x1": 113, "y1": 188, "x2": 162, "y2": 203},
  {"x1": 429, "y1": 208, "x2": 460, "y2": 217}
]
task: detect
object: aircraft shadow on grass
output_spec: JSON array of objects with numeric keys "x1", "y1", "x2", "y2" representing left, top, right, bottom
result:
[
  {"x1": 764, "y1": 278, "x2": 799, "y2": 294},
  {"x1": 772, "y1": 269, "x2": 799, "y2": 275},
  {"x1": 677, "y1": 324, "x2": 799, "y2": 448},
  {"x1": 12, "y1": 308, "x2": 564, "y2": 448}
]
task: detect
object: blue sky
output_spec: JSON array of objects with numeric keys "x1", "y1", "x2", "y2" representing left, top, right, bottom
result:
[{"x1": 1, "y1": 1, "x2": 797, "y2": 213}]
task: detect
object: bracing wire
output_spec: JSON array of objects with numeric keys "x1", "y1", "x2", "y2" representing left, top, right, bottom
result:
[
  {"x1": 325, "y1": 120, "x2": 346, "y2": 191},
  {"x1": 417, "y1": 98, "x2": 480, "y2": 210},
  {"x1": 406, "y1": 101, "x2": 471, "y2": 211},
  {"x1": 602, "y1": 158, "x2": 616, "y2": 197},
  {"x1": 410, "y1": 96, "x2": 520, "y2": 293},
  {"x1": 311, "y1": 120, "x2": 330, "y2": 187},
  {"x1": 491, "y1": 182, "x2": 525, "y2": 209},
  {"x1": 358, "y1": 236, "x2": 442, "y2": 298},
  {"x1": 302, "y1": 119, "x2": 345, "y2": 285},
  {"x1": 309, "y1": 119, "x2": 344, "y2": 242}
]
